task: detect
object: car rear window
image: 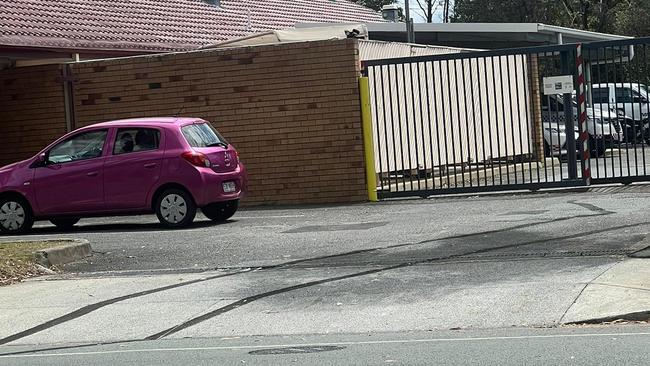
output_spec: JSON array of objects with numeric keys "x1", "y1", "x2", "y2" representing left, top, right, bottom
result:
[{"x1": 181, "y1": 123, "x2": 228, "y2": 148}]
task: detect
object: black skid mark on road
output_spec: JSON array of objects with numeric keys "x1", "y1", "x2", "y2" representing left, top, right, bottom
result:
[
  {"x1": 0, "y1": 210, "x2": 618, "y2": 349},
  {"x1": 0, "y1": 270, "x2": 249, "y2": 346},
  {"x1": 145, "y1": 219, "x2": 650, "y2": 341},
  {"x1": 568, "y1": 200, "x2": 615, "y2": 215}
]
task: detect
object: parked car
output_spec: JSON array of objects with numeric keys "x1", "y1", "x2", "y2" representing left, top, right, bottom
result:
[
  {"x1": 541, "y1": 95, "x2": 622, "y2": 157},
  {"x1": 591, "y1": 83, "x2": 650, "y2": 143},
  {"x1": 0, "y1": 117, "x2": 247, "y2": 234},
  {"x1": 542, "y1": 121, "x2": 578, "y2": 157}
]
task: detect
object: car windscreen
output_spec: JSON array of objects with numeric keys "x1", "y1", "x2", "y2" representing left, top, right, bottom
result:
[{"x1": 181, "y1": 123, "x2": 229, "y2": 148}]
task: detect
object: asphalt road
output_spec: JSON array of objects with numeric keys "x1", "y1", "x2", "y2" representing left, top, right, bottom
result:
[
  {"x1": 1, "y1": 326, "x2": 649, "y2": 365},
  {"x1": 2, "y1": 185, "x2": 650, "y2": 273},
  {"x1": 1, "y1": 186, "x2": 650, "y2": 357}
]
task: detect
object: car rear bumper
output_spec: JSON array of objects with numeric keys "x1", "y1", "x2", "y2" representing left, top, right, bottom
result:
[{"x1": 196, "y1": 163, "x2": 247, "y2": 206}]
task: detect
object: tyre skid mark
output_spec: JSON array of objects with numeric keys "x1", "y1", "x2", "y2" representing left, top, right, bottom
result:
[{"x1": 0, "y1": 204, "x2": 628, "y2": 351}]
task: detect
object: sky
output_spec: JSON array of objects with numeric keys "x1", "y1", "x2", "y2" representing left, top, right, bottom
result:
[{"x1": 396, "y1": 0, "x2": 447, "y2": 23}]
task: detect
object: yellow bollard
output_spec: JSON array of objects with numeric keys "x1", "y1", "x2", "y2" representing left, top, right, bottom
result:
[{"x1": 358, "y1": 77, "x2": 378, "y2": 202}]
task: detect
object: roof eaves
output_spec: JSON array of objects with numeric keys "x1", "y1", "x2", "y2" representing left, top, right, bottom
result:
[{"x1": 536, "y1": 23, "x2": 632, "y2": 41}]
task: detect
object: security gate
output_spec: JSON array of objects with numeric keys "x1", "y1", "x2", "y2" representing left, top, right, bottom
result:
[
  {"x1": 582, "y1": 37, "x2": 650, "y2": 185},
  {"x1": 362, "y1": 38, "x2": 650, "y2": 199}
]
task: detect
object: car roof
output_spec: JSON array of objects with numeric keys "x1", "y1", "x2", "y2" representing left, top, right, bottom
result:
[{"x1": 84, "y1": 117, "x2": 206, "y2": 129}]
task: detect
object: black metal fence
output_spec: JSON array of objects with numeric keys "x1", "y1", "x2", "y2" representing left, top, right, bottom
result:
[
  {"x1": 363, "y1": 44, "x2": 587, "y2": 199},
  {"x1": 583, "y1": 38, "x2": 650, "y2": 184},
  {"x1": 362, "y1": 38, "x2": 650, "y2": 199}
]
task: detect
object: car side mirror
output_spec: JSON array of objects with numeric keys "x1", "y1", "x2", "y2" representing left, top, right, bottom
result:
[{"x1": 33, "y1": 153, "x2": 48, "y2": 168}]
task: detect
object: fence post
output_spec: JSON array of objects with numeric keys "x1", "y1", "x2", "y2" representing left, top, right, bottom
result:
[
  {"x1": 359, "y1": 76, "x2": 379, "y2": 202},
  {"x1": 561, "y1": 50, "x2": 579, "y2": 179},
  {"x1": 574, "y1": 44, "x2": 591, "y2": 185}
]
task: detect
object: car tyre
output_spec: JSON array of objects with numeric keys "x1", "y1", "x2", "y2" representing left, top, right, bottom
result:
[
  {"x1": 201, "y1": 200, "x2": 239, "y2": 222},
  {"x1": 155, "y1": 189, "x2": 196, "y2": 229},
  {"x1": 543, "y1": 141, "x2": 551, "y2": 157},
  {"x1": 50, "y1": 218, "x2": 80, "y2": 231},
  {"x1": 0, "y1": 196, "x2": 34, "y2": 235},
  {"x1": 589, "y1": 136, "x2": 606, "y2": 158}
]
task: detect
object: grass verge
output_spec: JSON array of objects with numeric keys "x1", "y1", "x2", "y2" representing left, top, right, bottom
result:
[{"x1": 0, "y1": 241, "x2": 69, "y2": 286}]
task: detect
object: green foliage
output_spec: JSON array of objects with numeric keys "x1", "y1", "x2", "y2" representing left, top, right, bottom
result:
[
  {"x1": 452, "y1": 0, "x2": 567, "y2": 24},
  {"x1": 615, "y1": 0, "x2": 650, "y2": 37},
  {"x1": 452, "y1": 0, "x2": 650, "y2": 36}
]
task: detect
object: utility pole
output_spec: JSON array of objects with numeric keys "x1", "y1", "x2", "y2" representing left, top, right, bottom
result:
[
  {"x1": 404, "y1": 0, "x2": 415, "y2": 43},
  {"x1": 443, "y1": 0, "x2": 450, "y2": 23}
]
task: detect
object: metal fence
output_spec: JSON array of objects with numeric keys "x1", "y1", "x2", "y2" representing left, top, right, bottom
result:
[
  {"x1": 583, "y1": 37, "x2": 650, "y2": 185},
  {"x1": 363, "y1": 44, "x2": 587, "y2": 199}
]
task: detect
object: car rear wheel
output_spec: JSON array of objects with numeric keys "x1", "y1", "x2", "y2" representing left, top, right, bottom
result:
[
  {"x1": 155, "y1": 189, "x2": 196, "y2": 229},
  {"x1": 201, "y1": 200, "x2": 239, "y2": 222},
  {"x1": 0, "y1": 197, "x2": 34, "y2": 235},
  {"x1": 544, "y1": 141, "x2": 551, "y2": 157},
  {"x1": 50, "y1": 218, "x2": 80, "y2": 231},
  {"x1": 589, "y1": 136, "x2": 606, "y2": 158}
]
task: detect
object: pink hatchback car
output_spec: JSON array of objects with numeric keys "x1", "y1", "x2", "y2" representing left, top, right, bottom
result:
[{"x1": 0, "y1": 117, "x2": 247, "y2": 234}]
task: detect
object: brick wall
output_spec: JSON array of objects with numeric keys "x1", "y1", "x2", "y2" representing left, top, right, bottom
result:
[
  {"x1": 64, "y1": 39, "x2": 366, "y2": 205},
  {"x1": 0, "y1": 65, "x2": 68, "y2": 165},
  {"x1": 528, "y1": 54, "x2": 545, "y2": 162}
]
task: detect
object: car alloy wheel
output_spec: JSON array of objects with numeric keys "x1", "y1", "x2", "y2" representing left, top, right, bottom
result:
[
  {"x1": 0, "y1": 199, "x2": 33, "y2": 234},
  {"x1": 160, "y1": 194, "x2": 188, "y2": 224},
  {"x1": 0, "y1": 201, "x2": 25, "y2": 231},
  {"x1": 155, "y1": 189, "x2": 197, "y2": 229}
]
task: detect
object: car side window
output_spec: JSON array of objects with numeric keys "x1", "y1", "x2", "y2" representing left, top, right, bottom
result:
[
  {"x1": 615, "y1": 88, "x2": 633, "y2": 103},
  {"x1": 113, "y1": 128, "x2": 160, "y2": 155},
  {"x1": 48, "y1": 130, "x2": 108, "y2": 164},
  {"x1": 591, "y1": 88, "x2": 609, "y2": 104}
]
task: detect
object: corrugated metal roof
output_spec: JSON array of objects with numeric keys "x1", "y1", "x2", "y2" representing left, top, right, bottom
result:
[{"x1": 359, "y1": 40, "x2": 476, "y2": 61}]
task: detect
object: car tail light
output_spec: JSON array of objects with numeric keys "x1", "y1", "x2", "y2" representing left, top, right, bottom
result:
[{"x1": 181, "y1": 151, "x2": 211, "y2": 167}]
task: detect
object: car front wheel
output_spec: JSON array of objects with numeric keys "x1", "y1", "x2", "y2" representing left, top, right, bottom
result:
[
  {"x1": 0, "y1": 197, "x2": 34, "y2": 235},
  {"x1": 155, "y1": 189, "x2": 197, "y2": 229},
  {"x1": 589, "y1": 137, "x2": 606, "y2": 158},
  {"x1": 201, "y1": 200, "x2": 239, "y2": 222}
]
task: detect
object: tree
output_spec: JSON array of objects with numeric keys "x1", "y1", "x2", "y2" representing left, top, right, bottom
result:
[
  {"x1": 452, "y1": 0, "x2": 566, "y2": 24},
  {"x1": 615, "y1": 0, "x2": 650, "y2": 36},
  {"x1": 354, "y1": 0, "x2": 397, "y2": 11},
  {"x1": 412, "y1": 0, "x2": 451, "y2": 23},
  {"x1": 414, "y1": 0, "x2": 435, "y2": 23},
  {"x1": 451, "y1": 0, "x2": 634, "y2": 35}
]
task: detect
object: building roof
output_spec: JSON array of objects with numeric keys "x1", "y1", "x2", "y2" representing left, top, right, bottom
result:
[
  {"x1": 0, "y1": 0, "x2": 384, "y2": 53},
  {"x1": 298, "y1": 22, "x2": 631, "y2": 49}
]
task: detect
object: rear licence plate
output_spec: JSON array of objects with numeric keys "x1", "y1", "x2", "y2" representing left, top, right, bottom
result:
[{"x1": 222, "y1": 181, "x2": 236, "y2": 193}]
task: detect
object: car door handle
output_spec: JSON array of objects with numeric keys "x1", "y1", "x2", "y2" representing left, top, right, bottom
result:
[
  {"x1": 86, "y1": 171, "x2": 99, "y2": 177},
  {"x1": 144, "y1": 163, "x2": 158, "y2": 169}
]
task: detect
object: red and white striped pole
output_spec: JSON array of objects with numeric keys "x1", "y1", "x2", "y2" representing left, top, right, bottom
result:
[{"x1": 575, "y1": 44, "x2": 591, "y2": 184}]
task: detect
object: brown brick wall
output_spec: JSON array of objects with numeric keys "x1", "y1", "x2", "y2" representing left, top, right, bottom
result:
[
  {"x1": 67, "y1": 39, "x2": 366, "y2": 205},
  {"x1": 0, "y1": 65, "x2": 68, "y2": 165},
  {"x1": 528, "y1": 54, "x2": 545, "y2": 162}
]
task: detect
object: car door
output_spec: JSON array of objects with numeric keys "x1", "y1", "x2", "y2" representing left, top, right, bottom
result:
[
  {"x1": 614, "y1": 86, "x2": 637, "y2": 120},
  {"x1": 33, "y1": 129, "x2": 108, "y2": 215},
  {"x1": 103, "y1": 127, "x2": 164, "y2": 210}
]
